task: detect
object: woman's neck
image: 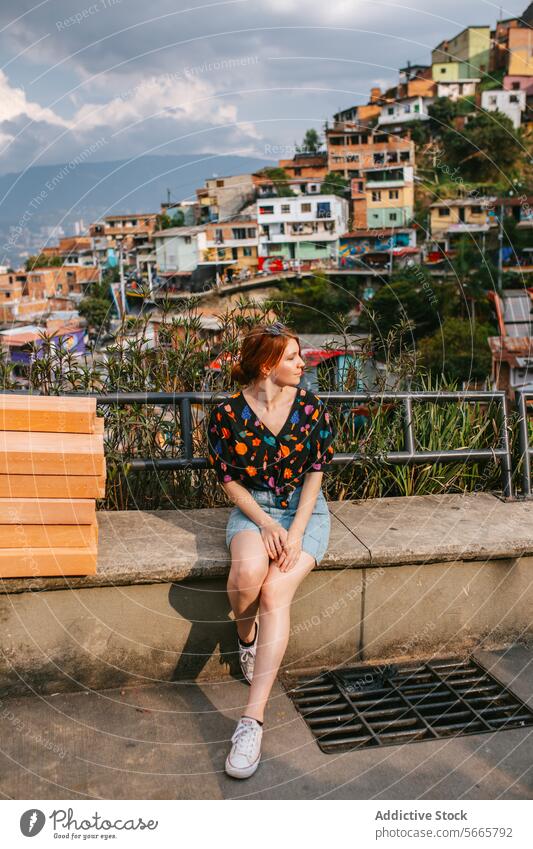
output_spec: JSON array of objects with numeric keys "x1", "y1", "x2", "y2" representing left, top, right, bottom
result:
[{"x1": 245, "y1": 381, "x2": 291, "y2": 411}]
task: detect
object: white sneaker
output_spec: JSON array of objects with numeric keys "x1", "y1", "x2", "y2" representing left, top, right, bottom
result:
[
  {"x1": 225, "y1": 716, "x2": 263, "y2": 779},
  {"x1": 238, "y1": 621, "x2": 258, "y2": 684}
]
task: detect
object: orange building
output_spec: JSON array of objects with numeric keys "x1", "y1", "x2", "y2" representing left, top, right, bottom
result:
[{"x1": 25, "y1": 266, "x2": 99, "y2": 300}]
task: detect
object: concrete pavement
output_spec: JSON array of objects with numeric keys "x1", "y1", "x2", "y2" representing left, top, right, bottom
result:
[{"x1": 0, "y1": 643, "x2": 531, "y2": 800}]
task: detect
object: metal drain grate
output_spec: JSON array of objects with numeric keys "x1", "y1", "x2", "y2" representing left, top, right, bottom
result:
[{"x1": 284, "y1": 655, "x2": 533, "y2": 753}]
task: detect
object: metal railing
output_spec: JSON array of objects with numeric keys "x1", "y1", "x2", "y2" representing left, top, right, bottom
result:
[
  {"x1": 88, "y1": 389, "x2": 513, "y2": 497},
  {"x1": 515, "y1": 390, "x2": 533, "y2": 497}
]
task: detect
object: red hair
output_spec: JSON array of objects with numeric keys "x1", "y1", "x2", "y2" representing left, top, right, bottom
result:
[{"x1": 231, "y1": 323, "x2": 301, "y2": 386}]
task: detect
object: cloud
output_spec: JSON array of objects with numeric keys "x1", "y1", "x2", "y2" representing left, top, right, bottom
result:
[
  {"x1": 73, "y1": 72, "x2": 240, "y2": 131},
  {"x1": 0, "y1": 69, "x2": 67, "y2": 128}
]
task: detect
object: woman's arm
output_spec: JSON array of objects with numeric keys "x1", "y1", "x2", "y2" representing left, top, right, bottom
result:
[
  {"x1": 291, "y1": 471, "x2": 323, "y2": 536},
  {"x1": 222, "y1": 480, "x2": 288, "y2": 558},
  {"x1": 223, "y1": 479, "x2": 272, "y2": 526},
  {"x1": 274, "y1": 472, "x2": 323, "y2": 571}
]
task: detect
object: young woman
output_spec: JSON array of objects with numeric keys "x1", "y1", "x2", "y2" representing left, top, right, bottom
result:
[{"x1": 207, "y1": 321, "x2": 336, "y2": 779}]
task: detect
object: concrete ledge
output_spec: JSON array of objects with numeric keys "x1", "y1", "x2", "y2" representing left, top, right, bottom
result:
[
  {"x1": 2, "y1": 492, "x2": 533, "y2": 594},
  {"x1": 0, "y1": 493, "x2": 532, "y2": 698}
]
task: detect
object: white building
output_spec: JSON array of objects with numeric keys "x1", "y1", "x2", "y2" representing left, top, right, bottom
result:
[
  {"x1": 257, "y1": 195, "x2": 349, "y2": 265},
  {"x1": 153, "y1": 226, "x2": 206, "y2": 273},
  {"x1": 481, "y1": 89, "x2": 526, "y2": 128},
  {"x1": 436, "y1": 79, "x2": 479, "y2": 101},
  {"x1": 378, "y1": 95, "x2": 434, "y2": 126}
]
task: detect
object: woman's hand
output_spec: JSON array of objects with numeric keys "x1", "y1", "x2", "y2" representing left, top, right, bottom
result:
[
  {"x1": 260, "y1": 519, "x2": 288, "y2": 560},
  {"x1": 273, "y1": 527, "x2": 303, "y2": 572}
]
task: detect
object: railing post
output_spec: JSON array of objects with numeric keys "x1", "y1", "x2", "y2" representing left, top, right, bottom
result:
[
  {"x1": 403, "y1": 396, "x2": 415, "y2": 456},
  {"x1": 516, "y1": 390, "x2": 531, "y2": 497},
  {"x1": 178, "y1": 396, "x2": 193, "y2": 463},
  {"x1": 498, "y1": 393, "x2": 513, "y2": 498}
]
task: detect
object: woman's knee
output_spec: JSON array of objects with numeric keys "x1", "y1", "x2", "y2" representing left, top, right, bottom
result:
[{"x1": 227, "y1": 533, "x2": 269, "y2": 593}]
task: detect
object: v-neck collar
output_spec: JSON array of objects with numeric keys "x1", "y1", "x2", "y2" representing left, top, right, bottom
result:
[{"x1": 240, "y1": 387, "x2": 302, "y2": 440}]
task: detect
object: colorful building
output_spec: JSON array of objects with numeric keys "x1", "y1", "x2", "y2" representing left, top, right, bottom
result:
[
  {"x1": 196, "y1": 174, "x2": 256, "y2": 223},
  {"x1": 432, "y1": 26, "x2": 491, "y2": 79},
  {"x1": 257, "y1": 195, "x2": 349, "y2": 266},
  {"x1": 203, "y1": 210, "x2": 258, "y2": 272},
  {"x1": 481, "y1": 88, "x2": 526, "y2": 127}
]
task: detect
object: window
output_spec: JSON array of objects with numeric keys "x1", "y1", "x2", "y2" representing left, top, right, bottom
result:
[
  {"x1": 400, "y1": 150, "x2": 410, "y2": 161},
  {"x1": 259, "y1": 206, "x2": 274, "y2": 215},
  {"x1": 438, "y1": 208, "x2": 451, "y2": 216},
  {"x1": 184, "y1": 236, "x2": 191, "y2": 244},
  {"x1": 246, "y1": 228, "x2": 256, "y2": 238},
  {"x1": 216, "y1": 180, "x2": 224, "y2": 187},
  {"x1": 389, "y1": 213, "x2": 398, "y2": 221},
  {"x1": 471, "y1": 206, "x2": 482, "y2": 214},
  {"x1": 232, "y1": 248, "x2": 238, "y2": 260},
  {"x1": 215, "y1": 229, "x2": 223, "y2": 243},
  {"x1": 294, "y1": 168, "x2": 302, "y2": 175},
  {"x1": 440, "y1": 67, "x2": 446, "y2": 73},
  {"x1": 489, "y1": 96, "x2": 497, "y2": 106},
  {"x1": 243, "y1": 247, "x2": 253, "y2": 256},
  {"x1": 371, "y1": 191, "x2": 381, "y2": 202},
  {"x1": 510, "y1": 94, "x2": 519, "y2": 103},
  {"x1": 281, "y1": 204, "x2": 291, "y2": 214},
  {"x1": 414, "y1": 103, "x2": 420, "y2": 113},
  {"x1": 309, "y1": 184, "x2": 318, "y2": 192},
  {"x1": 301, "y1": 203, "x2": 312, "y2": 213},
  {"x1": 389, "y1": 190, "x2": 399, "y2": 199},
  {"x1": 512, "y1": 81, "x2": 520, "y2": 90},
  {"x1": 387, "y1": 107, "x2": 394, "y2": 115},
  {"x1": 217, "y1": 248, "x2": 226, "y2": 259},
  {"x1": 232, "y1": 228, "x2": 247, "y2": 239},
  {"x1": 404, "y1": 104, "x2": 411, "y2": 113}
]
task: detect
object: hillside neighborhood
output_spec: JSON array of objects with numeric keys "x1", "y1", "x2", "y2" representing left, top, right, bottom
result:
[{"x1": 0, "y1": 6, "x2": 532, "y2": 395}]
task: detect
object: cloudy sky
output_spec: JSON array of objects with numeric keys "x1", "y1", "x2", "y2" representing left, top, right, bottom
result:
[{"x1": 0, "y1": 0, "x2": 527, "y2": 176}]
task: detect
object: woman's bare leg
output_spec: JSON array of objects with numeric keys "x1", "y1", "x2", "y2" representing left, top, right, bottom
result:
[
  {"x1": 227, "y1": 530, "x2": 270, "y2": 642},
  {"x1": 243, "y1": 550, "x2": 316, "y2": 722}
]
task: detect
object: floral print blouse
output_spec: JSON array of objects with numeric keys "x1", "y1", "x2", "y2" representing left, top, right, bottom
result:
[{"x1": 207, "y1": 387, "x2": 336, "y2": 508}]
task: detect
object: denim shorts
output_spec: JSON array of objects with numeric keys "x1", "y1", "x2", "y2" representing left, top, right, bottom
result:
[{"x1": 225, "y1": 485, "x2": 331, "y2": 566}]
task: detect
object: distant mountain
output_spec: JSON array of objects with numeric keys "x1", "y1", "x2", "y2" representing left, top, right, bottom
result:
[{"x1": 0, "y1": 153, "x2": 273, "y2": 267}]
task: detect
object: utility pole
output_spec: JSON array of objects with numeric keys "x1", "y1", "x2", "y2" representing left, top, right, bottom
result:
[
  {"x1": 497, "y1": 202, "x2": 504, "y2": 294},
  {"x1": 118, "y1": 239, "x2": 126, "y2": 318}
]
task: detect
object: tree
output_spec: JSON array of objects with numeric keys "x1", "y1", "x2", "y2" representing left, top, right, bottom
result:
[
  {"x1": 258, "y1": 167, "x2": 295, "y2": 197},
  {"x1": 417, "y1": 317, "x2": 493, "y2": 383},
  {"x1": 321, "y1": 172, "x2": 349, "y2": 197},
  {"x1": 158, "y1": 209, "x2": 185, "y2": 230},
  {"x1": 78, "y1": 297, "x2": 113, "y2": 333},
  {"x1": 274, "y1": 273, "x2": 354, "y2": 332},
  {"x1": 441, "y1": 110, "x2": 523, "y2": 182},
  {"x1": 296, "y1": 128, "x2": 323, "y2": 154},
  {"x1": 427, "y1": 97, "x2": 459, "y2": 135},
  {"x1": 25, "y1": 254, "x2": 63, "y2": 270},
  {"x1": 363, "y1": 278, "x2": 455, "y2": 348},
  {"x1": 449, "y1": 235, "x2": 497, "y2": 324}
]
